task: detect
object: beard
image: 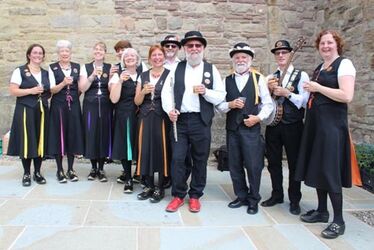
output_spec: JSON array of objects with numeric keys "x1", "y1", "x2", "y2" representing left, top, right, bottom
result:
[
  {"x1": 234, "y1": 63, "x2": 249, "y2": 74},
  {"x1": 186, "y1": 51, "x2": 204, "y2": 66},
  {"x1": 165, "y1": 51, "x2": 176, "y2": 59}
]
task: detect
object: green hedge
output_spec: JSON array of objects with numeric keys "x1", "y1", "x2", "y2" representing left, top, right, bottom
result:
[{"x1": 355, "y1": 144, "x2": 374, "y2": 175}]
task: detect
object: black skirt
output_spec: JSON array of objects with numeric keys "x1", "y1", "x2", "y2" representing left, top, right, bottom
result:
[
  {"x1": 47, "y1": 99, "x2": 84, "y2": 156},
  {"x1": 8, "y1": 102, "x2": 49, "y2": 159}
]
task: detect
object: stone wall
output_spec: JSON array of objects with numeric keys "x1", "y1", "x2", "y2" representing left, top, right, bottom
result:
[{"x1": 0, "y1": 0, "x2": 372, "y2": 149}]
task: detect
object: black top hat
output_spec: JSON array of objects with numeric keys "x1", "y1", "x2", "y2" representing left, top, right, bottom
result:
[
  {"x1": 229, "y1": 42, "x2": 255, "y2": 58},
  {"x1": 160, "y1": 35, "x2": 181, "y2": 49},
  {"x1": 180, "y1": 31, "x2": 207, "y2": 47},
  {"x1": 271, "y1": 40, "x2": 293, "y2": 54}
]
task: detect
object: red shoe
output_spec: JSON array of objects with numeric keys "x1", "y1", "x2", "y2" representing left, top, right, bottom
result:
[
  {"x1": 165, "y1": 197, "x2": 184, "y2": 212},
  {"x1": 189, "y1": 198, "x2": 201, "y2": 213}
]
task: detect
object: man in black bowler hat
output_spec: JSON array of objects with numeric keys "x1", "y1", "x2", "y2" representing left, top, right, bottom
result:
[
  {"x1": 162, "y1": 31, "x2": 226, "y2": 213},
  {"x1": 161, "y1": 35, "x2": 182, "y2": 71},
  {"x1": 217, "y1": 42, "x2": 273, "y2": 214},
  {"x1": 261, "y1": 40, "x2": 309, "y2": 215}
]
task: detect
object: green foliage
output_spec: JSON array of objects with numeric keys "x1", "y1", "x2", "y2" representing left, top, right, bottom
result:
[{"x1": 355, "y1": 144, "x2": 374, "y2": 173}]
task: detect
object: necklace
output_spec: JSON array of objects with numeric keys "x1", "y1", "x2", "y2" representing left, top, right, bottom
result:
[
  {"x1": 151, "y1": 68, "x2": 164, "y2": 78},
  {"x1": 59, "y1": 63, "x2": 71, "y2": 71},
  {"x1": 28, "y1": 64, "x2": 41, "y2": 73}
]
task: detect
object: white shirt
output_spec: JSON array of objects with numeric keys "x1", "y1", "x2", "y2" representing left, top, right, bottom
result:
[
  {"x1": 164, "y1": 58, "x2": 181, "y2": 71},
  {"x1": 271, "y1": 64, "x2": 310, "y2": 109},
  {"x1": 161, "y1": 61, "x2": 226, "y2": 114},
  {"x1": 10, "y1": 68, "x2": 42, "y2": 86},
  {"x1": 337, "y1": 58, "x2": 356, "y2": 77},
  {"x1": 216, "y1": 70, "x2": 273, "y2": 121}
]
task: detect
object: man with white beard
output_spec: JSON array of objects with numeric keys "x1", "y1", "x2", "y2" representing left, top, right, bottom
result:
[
  {"x1": 216, "y1": 43, "x2": 273, "y2": 215},
  {"x1": 161, "y1": 31, "x2": 226, "y2": 213}
]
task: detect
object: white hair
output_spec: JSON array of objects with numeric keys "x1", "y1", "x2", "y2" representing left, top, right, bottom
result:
[
  {"x1": 121, "y1": 48, "x2": 141, "y2": 68},
  {"x1": 56, "y1": 40, "x2": 72, "y2": 51}
]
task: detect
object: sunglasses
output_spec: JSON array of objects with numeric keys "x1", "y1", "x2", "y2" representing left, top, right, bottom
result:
[
  {"x1": 164, "y1": 44, "x2": 178, "y2": 49},
  {"x1": 185, "y1": 43, "x2": 203, "y2": 49},
  {"x1": 274, "y1": 50, "x2": 290, "y2": 56}
]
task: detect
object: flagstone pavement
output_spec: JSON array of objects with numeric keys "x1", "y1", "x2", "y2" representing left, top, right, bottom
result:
[{"x1": 0, "y1": 157, "x2": 373, "y2": 250}]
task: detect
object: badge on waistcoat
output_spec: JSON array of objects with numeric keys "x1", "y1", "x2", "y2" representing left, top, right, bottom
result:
[
  {"x1": 287, "y1": 86, "x2": 295, "y2": 92},
  {"x1": 53, "y1": 66, "x2": 58, "y2": 71},
  {"x1": 204, "y1": 79, "x2": 211, "y2": 85},
  {"x1": 73, "y1": 68, "x2": 78, "y2": 73},
  {"x1": 24, "y1": 69, "x2": 31, "y2": 77},
  {"x1": 204, "y1": 72, "x2": 211, "y2": 78},
  {"x1": 103, "y1": 73, "x2": 108, "y2": 78}
]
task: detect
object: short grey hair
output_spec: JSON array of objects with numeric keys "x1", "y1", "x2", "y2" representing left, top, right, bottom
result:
[
  {"x1": 121, "y1": 48, "x2": 141, "y2": 68},
  {"x1": 56, "y1": 40, "x2": 72, "y2": 51}
]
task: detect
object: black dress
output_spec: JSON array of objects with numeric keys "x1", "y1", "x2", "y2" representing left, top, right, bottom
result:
[
  {"x1": 82, "y1": 62, "x2": 113, "y2": 159},
  {"x1": 47, "y1": 62, "x2": 84, "y2": 156},
  {"x1": 111, "y1": 70, "x2": 138, "y2": 161},
  {"x1": 136, "y1": 69, "x2": 171, "y2": 176},
  {"x1": 295, "y1": 57, "x2": 352, "y2": 192},
  {"x1": 8, "y1": 65, "x2": 50, "y2": 159}
]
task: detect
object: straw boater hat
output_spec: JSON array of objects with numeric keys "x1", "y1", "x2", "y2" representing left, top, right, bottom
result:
[
  {"x1": 229, "y1": 42, "x2": 255, "y2": 58},
  {"x1": 180, "y1": 31, "x2": 207, "y2": 47},
  {"x1": 271, "y1": 40, "x2": 293, "y2": 54},
  {"x1": 160, "y1": 35, "x2": 181, "y2": 49}
]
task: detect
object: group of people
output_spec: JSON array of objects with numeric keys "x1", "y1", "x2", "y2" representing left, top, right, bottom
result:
[{"x1": 7, "y1": 29, "x2": 356, "y2": 239}]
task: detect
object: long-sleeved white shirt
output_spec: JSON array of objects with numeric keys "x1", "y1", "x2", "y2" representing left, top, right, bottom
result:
[
  {"x1": 216, "y1": 70, "x2": 273, "y2": 121},
  {"x1": 161, "y1": 61, "x2": 226, "y2": 114}
]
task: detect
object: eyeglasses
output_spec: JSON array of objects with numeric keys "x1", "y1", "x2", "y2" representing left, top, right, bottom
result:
[
  {"x1": 185, "y1": 43, "x2": 203, "y2": 49},
  {"x1": 164, "y1": 44, "x2": 178, "y2": 49},
  {"x1": 274, "y1": 51, "x2": 290, "y2": 56}
]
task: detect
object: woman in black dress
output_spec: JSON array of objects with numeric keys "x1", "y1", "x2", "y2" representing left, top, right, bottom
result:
[
  {"x1": 295, "y1": 30, "x2": 356, "y2": 239},
  {"x1": 79, "y1": 42, "x2": 113, "y2": 182},
  {"x1": 8, "y1": 44, "x2": 50, "y2": 186},
  {"x1": 48, "y1": 40, "x2": 84, "y2": 183},
  {"x1": 109, "y1": 48, "x2": 141, "y2": 193},
  {"x1": 134, "y1": 45, "x2": 171, "y2": 203}
]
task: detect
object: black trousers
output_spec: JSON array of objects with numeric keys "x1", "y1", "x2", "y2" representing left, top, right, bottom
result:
[
  {"x1": 171, "y1": 113, "x2": 211, "y2": 199},
  {"x1": 265, "y1": 121, "x2": 303, "y2": 203},
  {"x1": 227, "y1": 124, "x2": 264, "y2": 206}
]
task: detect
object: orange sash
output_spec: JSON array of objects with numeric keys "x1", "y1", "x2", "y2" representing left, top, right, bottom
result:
[{"x1": 349, "y1": 133, "x2": 362, "y2": 186}]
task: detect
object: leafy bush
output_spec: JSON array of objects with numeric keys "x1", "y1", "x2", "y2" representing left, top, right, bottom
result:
[{"x1": 355, "y1": 144, "x2": 374, "y2": 175}]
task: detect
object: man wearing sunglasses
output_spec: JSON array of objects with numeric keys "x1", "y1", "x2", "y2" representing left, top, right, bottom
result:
[
  {"x1": 261, "y1": 40, "x2": 309, "y2": 215},
  {"x1": 162, "y1": 31, "x2": 226, "y2": 213},
  {"x1": 161, "y1": 35, "x2": 182, "y2": 71}
]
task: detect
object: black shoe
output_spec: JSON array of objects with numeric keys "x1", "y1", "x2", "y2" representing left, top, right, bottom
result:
[
  {"x1": 162, "y1": 177, "x2": 172, "y2": 189},
  {"x1": 87, "y1": 168, "x2": 97, "y2": 181},
  {"x1": 56, "y1": 171, "x2": 67, "y2": 183},
  {"x1": 97, "y1": 170, "x2": 108, "y2": 182},
  {"x1": 228, "y1": 198, "x2": 249, "y2": 208},
  {"x1": 247, "y1": 204, "x2": 258, "y2": 215},
  {"x1": 117, "y1": 171, "x2": 127, "y2": 184},
  {"x1": 150, "y1": 188, "x2": 165, "y2": 203},
  {"x1": 66, "y1": 169, "x2": 79, "y2": 182},
  {"x1": 289, "y1": 203, "x2": 301, "y2": 215},
  {"x1": 123, "y1": 179, "x2": 133, "y2": 193},
  {"x1": 132, "y1": 174, "x2": 141, "y2": 184},
  {"x1": 260, "y1": 197, "x2": 283, "y2": 207},
  {"x1": 321, "y1": 222, "x2": 345, "y2": 239},
  {"x1": 22, "y1": 174, "x2": 31, "y2": 187},
  {"x1": 300, "y1": 209, "x2": 329, "y2": 223},
  {"x1": 33, "y1": 172, "x2": 46, "y2": 184},
  {"x1": 137, "y1": 187, "x2": 154, "y2": 200}
]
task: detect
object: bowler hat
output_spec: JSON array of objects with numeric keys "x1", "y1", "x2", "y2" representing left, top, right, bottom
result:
[
  {"x1": 180, "y1": 31, "x2": 207, "y2": 47},
  {"x1": 161, "y1": 35, "x2": 181, "y2": 49},
  {"x1": 271, "y1": 40, "x2": 293, "y2": 54},
  {"x1": 229, "y1": 42, "x2": 255, "y2": 58}
]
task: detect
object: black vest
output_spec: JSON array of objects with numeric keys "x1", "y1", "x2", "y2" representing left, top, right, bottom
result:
[
  {"x1": 311, "y1": 57, "x2": 346, "y2": 109},
  {"x1": 139, "y1": 69, "x2": 170, "y2": 117},
  {"x1": 115, "y1": 68, "x2": 139, "y2": 113},
  {"x1": 84, "y1": 62, "x2": 111, "y2": 103},
  {"x1": 174, "y1": 61, "x2": 214, "y2": 126},
  {"x1": 225, "y1": 72, "x2": 260, "y2": 131},
  {"x1": 281, "y1": 69, "x2": 305, "y2": 124},
  {"x1": 16, "y1": 64, "x2": 50, "y2": 108},
  {"x1": 49, "y1": 62, "x2": 80, "y2": 104}
]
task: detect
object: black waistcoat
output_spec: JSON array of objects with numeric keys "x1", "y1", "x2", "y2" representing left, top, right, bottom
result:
[
  {"x1": 84, "y1": 62, "x2": 111, "y2": 103},
  {"x1": 49, "y1": 62, "x2": 80, "y2": 104},
  {"x1": 16, "y1": 64, "x2": 50, "y2": 108},
  {"x1": 115, "y1": 68, "x2": 139, "y2": 113},
  {"x1": 139, "y1": 69, "x2": 170, "y2": 117},
  {"x1": 225, "y1": 72, "x2": 260, "y2": 131},
  {"x1": 281, "y1": 69, "x2": 305, "y2": 124},
  {"x1": 174, "y1": 61, "x2": 214, "y2": 126}
]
